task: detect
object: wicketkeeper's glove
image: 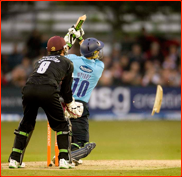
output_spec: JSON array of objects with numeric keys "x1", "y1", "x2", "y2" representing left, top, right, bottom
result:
[
  {"x1": 65, "y1": 98, "x2": 83, "y2": 119},
  {"x1": 64, "y1": 108, "x2": 72, "y2": 119},
  {"x1": 61, "y1": 102, "x2": 71, "y2": 118}
]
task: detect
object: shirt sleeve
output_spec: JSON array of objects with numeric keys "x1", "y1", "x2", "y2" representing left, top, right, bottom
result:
[
  {"x1": 60, "y1": 61, "x2": 74, "y2": 104},
  {"x1": 65, "y1": 54, "x2": 77, "y2": 61},
  {"x1": 96, "y1": 60, "x2": 105, "y2": 78}
]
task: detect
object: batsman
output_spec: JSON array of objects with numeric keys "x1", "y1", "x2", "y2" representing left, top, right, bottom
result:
[{"x1": 59, "y1": 15, "x2": 105, "y2": 165}]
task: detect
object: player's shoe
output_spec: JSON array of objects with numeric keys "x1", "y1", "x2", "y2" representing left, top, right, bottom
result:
[
  {"x1": 53, "y1": 156, "x2": 82, "y2": 166},
  {"x1": 9, "y1": 158, "x2": 25, "y2": 169},
  {"x1": 77, "y1": 159, "x2": 83, "y2": 165},
  {"x1": 72, "y1": 159, "x2": 83, "y2": 166},
  {"x1": 59, "y1": 159, "x2": 75, "y2": 169}
]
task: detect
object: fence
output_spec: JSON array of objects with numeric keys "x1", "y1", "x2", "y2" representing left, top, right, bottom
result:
[{"x1": 1, "y1": 86, "x2": 181, "y2": 121}]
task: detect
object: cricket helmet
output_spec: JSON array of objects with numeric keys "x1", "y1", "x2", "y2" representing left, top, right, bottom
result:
[
  {"x1": 80, "y1": 38, "x2": 104, "y2": 58},
  {"x1": 47, "y1": 36, "x2": 66, "y2": 52}
]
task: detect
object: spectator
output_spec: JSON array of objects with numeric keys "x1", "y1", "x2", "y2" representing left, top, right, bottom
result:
[
  {"x1": 111, "y1": 43, "x2": 121, "y2": 62},
  {"x1": 168, "y1": 45, "x2": 180, "y2": 65},
  {"x1": 26, "y1": 29, "x2": 41, "y2": 59},
  {"x1": 40, "y1": 34, "x2": 48, "y2": 56},
  {"x1": 110, "y1": 61, "x2": 122, "y2": 85},
  {"x1": 170, "y1": 69, "x2": 181, "y2": 87},
  {"x1": 162, "y1": 56, "x2": 176, "y2": 70},
  {"x1": 161, "y1": 69, "x2": 177, "y2": 86},
  {"x1": 137, "y1": 27, "x2": 158, "y2": 52},
  {"x1": 1, "y1": 54, "x2": 10, "y2": 73},
  {"x1": 142, "y1": 60, "x2": 162, "y2": 86},
  {"x1": 122, "y1": 61, "x2": 142, "y2": 86},
  {"x1": 146, "y1": 42, "x2": 164, "y2": 64},
  {"x1": 7, "y1": 44, "x2": 23, "y2": 71},
  {"x1": 129, "y1": 44, "x2": 144, "y2": 64},
  {"x1": 99, "y1": 70, "x2": 113, "y2": 86},
  {"x1": 1, "y1": 31, "x2": 180, "y2": 88},
  {"x1": 102, "y1": 56, "x2": 112, "y2": 70},
  {"x1": 4, "y1": 57, "x2": 32, "y2": 87},
  {"x1": 119, "y1": 55, "x2": 130, "y2": 71}
]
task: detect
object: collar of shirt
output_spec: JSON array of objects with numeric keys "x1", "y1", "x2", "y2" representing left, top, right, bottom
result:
[{"x1": 81, "y1": 56, "x2": 97, "y2": 63}]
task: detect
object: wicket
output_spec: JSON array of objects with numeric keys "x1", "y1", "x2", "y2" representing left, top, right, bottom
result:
[{"x1": 47, "y1": 122, "x2": 59, "y2": 166}]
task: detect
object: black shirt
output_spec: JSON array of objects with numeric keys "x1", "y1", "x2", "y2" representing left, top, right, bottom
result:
[{"x1": 26, "y1": 55, "x2": 73, "y2": 103}]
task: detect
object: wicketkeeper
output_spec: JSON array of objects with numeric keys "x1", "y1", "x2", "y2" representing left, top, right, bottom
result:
[{"x1": 9, "y1": 36, "x2": 82, "y2": 169}]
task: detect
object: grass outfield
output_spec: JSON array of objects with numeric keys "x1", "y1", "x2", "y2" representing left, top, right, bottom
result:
[
  {"x1": 1, "y1": 120, "x2": 181, "y2": 176},
  {"x1": 1, "y1": 168, "x2": 181, "y2": 176}
]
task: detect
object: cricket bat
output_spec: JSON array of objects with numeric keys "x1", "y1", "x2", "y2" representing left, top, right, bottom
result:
[
  {"x1": 75, "y1": 14, "x2": 87, "y2": 31},
  {"x1": 151, "y1": 85, "x2": 163, "y2": 116},
  {"x1": 64, "y1": 15, "x2": 86, "y2": 46}
]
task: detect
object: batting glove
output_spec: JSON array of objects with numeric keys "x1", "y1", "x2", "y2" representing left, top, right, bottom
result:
[
  {"x1": 68, "y1": 26, "x2": 85, "y2": 41},
  {"x1": 64, "y1": 32, "x2": 76, "y2": 49}
]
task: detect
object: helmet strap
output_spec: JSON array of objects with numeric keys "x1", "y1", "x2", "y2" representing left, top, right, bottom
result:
[{"x1": 92, "y1": 51, "x2": 99, "y2": 59}]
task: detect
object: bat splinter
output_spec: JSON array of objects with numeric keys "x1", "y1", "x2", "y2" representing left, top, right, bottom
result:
[{"x1": 151, "y1": 85, "x2": 163, "y2": 116}]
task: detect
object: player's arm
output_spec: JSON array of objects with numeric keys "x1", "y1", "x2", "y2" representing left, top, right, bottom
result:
[
  {"x1": 60, "y1": 61, "x2": 74, "y2": 104},
  {"x1": 79, "y1": 39, "x2": 84, "y2": 45},
  {"x1": 60, "y1": 62, "x2": 82, "y2": 118}
]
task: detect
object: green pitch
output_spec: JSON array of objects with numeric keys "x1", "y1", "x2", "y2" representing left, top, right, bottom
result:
[{"x1": 1, "y1": 120, "x2": 181, "y2": 176}]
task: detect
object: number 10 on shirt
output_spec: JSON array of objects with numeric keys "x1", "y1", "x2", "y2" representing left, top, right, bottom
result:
[{"x1": 72, "y1": 78, "x2": 89, "y2": 97}]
